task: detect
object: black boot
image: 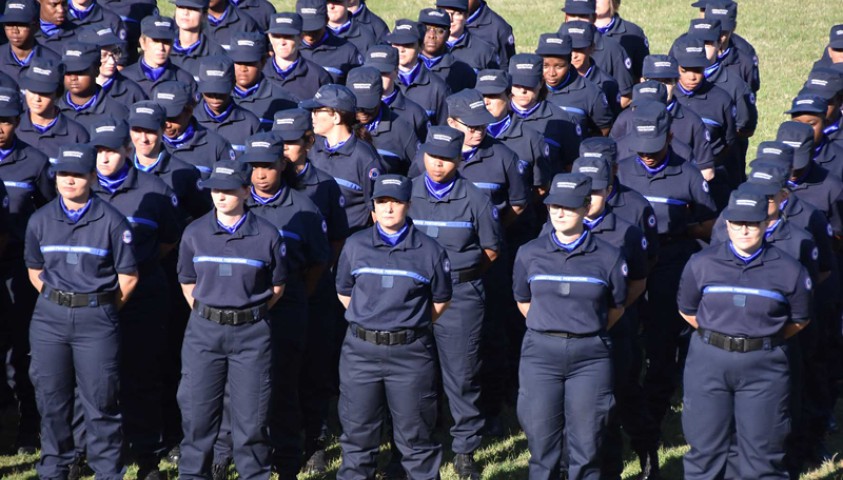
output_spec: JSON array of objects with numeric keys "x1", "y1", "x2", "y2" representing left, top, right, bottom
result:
[
  {"x1": 137, "y1": 457, "x2": 165, "y2": 480},
  {"x1": 454, "y1": 453, "x2": 481, "y2": 480}
]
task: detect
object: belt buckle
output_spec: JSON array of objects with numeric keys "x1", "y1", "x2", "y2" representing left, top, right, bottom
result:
[
  {"x1": 376, "y1": 331, "x2": 389, "y2": 345},
  {"x1": 220, "y1": 310, "x2": 235, "y2": 325},
  {"x1": 729, "y1": 336, "x2": 746, "y2": 352},
  {"x1": 57, "y1": 292, "x2": 72, "y2": 307}
]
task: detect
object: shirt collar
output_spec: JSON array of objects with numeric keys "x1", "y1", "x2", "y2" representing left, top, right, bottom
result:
[{"x1": 207, "y1": 5, "x2": 232, "y2": 27}]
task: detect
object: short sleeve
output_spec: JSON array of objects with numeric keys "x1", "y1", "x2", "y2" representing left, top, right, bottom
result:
[
  {"x1": 622, "y1": 226, "x2": 649, "y2": 281},
  {"x1": 24, "y1": 216, "x2": 44, "y2": 269},
  {"x1": 607, "y1": 253, "x2": 628, "y2": 308},
  {"x1": 476, "y1": 199, "x2": 504, "y2": 253},
  {"x1": 430, "y1": 249, "x2": 453, "y2": 303},
  {"x1": 677, "y1": 256, "x2": 702, "y2": 316},
  {"x1": 512, "y1": 245, "x2": 532, "y2": 303},
  {"x1": 269, "y1": 232, "x2": 288, "y2": 286},
  {"x1": 177, "y1": 231, "x2": 197, "y2": 284},
  {"x1": 788, "y1": 265, "x2": 814, "y2": 323},
  {"x1": 335, "y1": 240, "x2": 355, "y2": 296},
  {"x1": 110, "y1": 218, "x2": 138, "y2": 275},
  {"x1": 688, "y1": 169, "x2": 718, "y2": 223},
  {"x1": 504, "y1": 154, "x2": 529, "y2": 207}
]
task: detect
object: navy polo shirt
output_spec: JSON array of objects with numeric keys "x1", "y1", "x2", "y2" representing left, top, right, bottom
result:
[
  {"x1": 423, "y1": 53, "x2": 477, "y2": 94},
  {"x1": 449, "y1": 31, "x2": 499, "y2": 71},
  {"x1": 121, "y1": 60, "x2": 197, "y2": 99},
  {"x1": 464, "y1": 0, "x2": 515, "y2": 70},
  {"x1": 383, "y1": 89, "x2": 429, "y2": 141},
  {"x1": 616, "y1": 150, "x2": 717, "y2": 237},
  {"x1": 33, "y1": 22, "x2": 78, "y2": 55},
  {"x1": 678, "y1": 243, "x2": 812, "y2": 337},
  {"x1": 246, "y1": 185, "x2": 330, "y2": 302},
  {"x1": 599, "y1": 14, "x2": 650, "y2": 83},
  {"x1": 513, "y1": 230, "x2": 627, "y2": 334},
  {"x1": 162, "y1": 121, "x2": 236, "y2": 178},
  {"x1": 782, "y1": 195, "x2": 835, "y2": 271},
  {"x1": 367, "y1": 106, "x2": 419, "y2": 175},
  {"x1": 101, "y1": 72, "x2": 147, "y2": 105},
  {"x1": 330, "y1": 19, "x2": 377, "y2": 57},
  {"x1": 0, "y1": 140, "x2": 55, "y2": 259},
  {"x1": 16, "y1": 113, "x2": 90, "y2": 164},
  {"x1": 583, "y1": 60, "x2": 623, "y2": 116},
  {"x1": 229, "y1": 0, "x2": 275, "y2": 32},
  {"x1": 177, "y1": 210, "x2": 287, "y2": 309},
  {"x1": 169, "y1": 34, "x2": 226, "y2": 81},
  {"x1": 813, "y1": 139, "x2": 843, "y2": 181},
  {"x1": 290, "y1": 162, "x2": 350, "y2": 243},
  {"x1": 92, "y1": 167, "x2": 183, "y2": 266},
  {"x1": 193, "y1": 100, "x2": 261, "y2": 155},
  {"x1": 512, "y1": 102, "x2": 582, "y2": 174},
  {"x1": 69, "y1": 2, "x2": 126, "y2": 41},
  {"x1": 57, "y1": 88, "x2": 129, "y2": 130},
  {"x1": 408, "y1": 175, "x2": 502, "y2": 271},
  {"x1": 0, "y1": 43, "x2": 61, "y2": 86},
  {"x1": 308, "y1": 134, "x2": 387, "y2": 232},
  {"x1": 789, "y1": 162, "x2": 843, "y2": 236},
  {"x1": 606, "y1": 177, "x2": 660, "y2": 261},
  {"x1": 206, "y1": 4, "x2": 260, "y2": 51},
  {"x1": 397, "y1": 63, "x2": 451, "y2": 125},
  {"x1": 232, "y1": 76, "x2": 299, "y2": 128},
  {"x1": 299, "y1": 31, "x2": 362, "y2": 84},
  {"x1": 673, "y1": 80, "x2": 736, "y2": 161},
  {"x1": 263, "y1": 55, "x2": 332, "y2": 102},
  {"x1": 133, "y1": 150, "x2": 210, "y2": 220},
  {"x1": 489, "y1": 115, "x2": 554, "y2": 187},
  {"x1": 350, "y1": 2, "x2": 389, "y2": 42},
  {"x1": 24, "y1": 195, "x2": 137, "y2": 293},
  {"x1": 335, "y1": 221, "x2": 452, "y2": 331},
  {"x1": 545, "y1": 71, "x2": 615, "y2": 132},
  {"x1": 718, "y1": 39, "x2": 760, "y2": 94},
  {"x1": 705, "y1": 64, "x2": 757, "y2": 135},
  {"x1": 590, "y1": 33, "x2": 634, "y2": 94}
]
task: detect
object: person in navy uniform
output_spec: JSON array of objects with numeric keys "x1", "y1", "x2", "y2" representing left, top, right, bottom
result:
[
  {"x1": 170, "y1": 0, "x2": 225, "y2": 80},
  {"x1": 801, "y1": 68, "x2": 843, "y2": 145},
  {"x1": 66, "y1": 0, "x2": 124, "y2": 44},
  {"x1": 264, "y1": 12, "x2": 332, "y2": 102},
  {"x1": 228, "y1": 0, "x2": 275, "y2": 33},
  {"x1": 435, "y1": 0, "x2": 498, "y2": 73},
  {"x1": 335, "y1": 173, "x2": 452, "y2": 480},
  {"x1": 76, "y1": 26, "x2": 147, "y2": 106},
  {"x1": 814, "y1": 24, "x2": 843, "y2": 68},
  {"x1": 25, "y1": 144, "x2": 138, "y2": 480},
  {"x1": 205, "y1": 0, "x2": 259, "y2": 52},
  {"x1": 97, "y1": 0, "x2": 156, "y2": 66},
  {"x1": 228, "y1": 32, "x2": 298, "y2": 129},
  {"x1": 89, "y1": 117, "x2": 183, "y2": 479},
  {"x1": 561, "y1": 21, "x2": 627, "y2": 113},
  {"x1": 57, "y1": 41, "x2": 129, "y2": 130},
  {"x1": 678, "y1": 188, "x2": 813, "y2": 479},
  {"x1": 691, "y1": 0, "x2": 759, "y2": 85},
  {"x1": 463, "y1": 0, "x2": 514, "y2": 70},
  {"x1": 0, "y1": 0, "x2": 61, "y2": 85},
  {"x1": 348, "y1": 66, "x2": 419, "y2": 175},
  {"x1": 296, "y1": 0, "x2": 361, "y2": 85},
  {"x1": 409, "y1": 126, "x2": 503, "y2": 478},
  {"x1": 787, "y1": 93, "x2": 843, "y2": 181},
  {"x1": 594, "y1": 0, "x2": 649, "y2": 84},
  {"x1": 417, "y1": 7, "x2": 477, "y2": 94},
  {"x1": 176, "y1": 159, "x2": 287, "y2": 480},
  {"x1": 703, "y1": 0, "x2": 760, "y2": 93},
  {"x1": 33, "y1": 0, "x2": 78, "y2": 55},
  {"x1": 122, "y1": 16, "x2": 197, "y2": 99},
  {"x1": 325, "y1": 0, "x2": 376, "y2": 57},
  {"x1": 513, "y1": 173, "x2": 627, "y2": 480},
  {"x1": 347, "y1": 0, "x2": 388, "y2": 42}
]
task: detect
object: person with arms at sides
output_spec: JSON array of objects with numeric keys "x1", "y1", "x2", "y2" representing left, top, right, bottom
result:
[
  {"x1": 122, "y1": 16, "x2": 197, "y2": 98},
  {"x1": 296, "y1": 0, "x2": 361, "y2": 85},
  {"x1": 0, "y1": 0, "x2": 60, "y2": 86},
  {"x1": 57, "y1": 41, "x2": 129, "y2": 130},
  {"x1": 416, "y1": 7, "x2": 477, "y2": 94},
  {"x1": 98, "y1": 0, "x2": 156, "y2": 66},
  {"x1": 263, "y1": 12, "x2": 332, "y2": 102},
  {"x1": 435, "y1": 0, "x2": 499, "y2": 72},
  {"x1": 325, "y1": 0, "x2": 376, "y2": 57},
  {"x1": 65, "y1": 0, "x2": 125, "y2": 44},
  {"x1": 170, "y1": 0, "x2": 225, "y2": 81},
  {"x1": 77, "y1": 25, "x2": 147, "y2": 105},
  {"x1": 702, "y1": 0, "x2": 759, "y2": 93}
]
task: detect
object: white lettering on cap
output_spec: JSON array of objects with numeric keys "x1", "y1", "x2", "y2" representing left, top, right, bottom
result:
[
  {"x1": 752, "y1": 172, "x2": 773, "y2": 180},
  {"x1": 370, "y1": 52, "x2": 388, "y2": 58},
  {"x1": 136, "y1": 107, "x2": 154, "y2": 115},
  {"x1": 8, "y1": 3, "x2": 25, "y2": 9},
  {"x1": 276, "y1": 118, "x2": 295, "y2": 125},
  {"x1": 429, "y1": 11, "x2": 445, "y2": 17},
  {"x1": 545, "y1": 38, "x2": 564, "y2": 44},
  {"x1": 396, "y1": 24, "x2": 412, "y2": 31},
  {"x1": 300, "y1": 7, "x2": 317, "y2": 14},
  {"x1": 32, "y1": 67, "x2": 51, "y2": 75},
  {"x1": 569, "y1": 28, "x2": 585, "y2": 34},
  {"x1": 711, "y1": 8, "x2": 728, "y2": 15},
  {"x1": 154, "y1": 21, "x2": 171, "y2": 27},
  {"x1": 640, "y1": 87, "x2": 658, "y2": 94},
  {"x1": 556, "y1": 181, "x2": 578, "y2": 189},
  {"x1": 95, "y1": 125, "x2": 116, "y2": 133},
  {"x1": 515, "y1": 63, "x2": 533, "y2": 70},
  {"x1": 66, "y1": 50, "x2": 82, "y2": 57},
  {"x1": 276, "y1": 17, "x2": 293, "y2": 24},
  {"x1": 469, "y1": 100, "x2": 485, "y2": 109},
  {"x1": 432, "y1": 133, "x2": 453, "y2": 142},
  {"x1": 685, "y1": 46, "x2": 703, "y2": 53},
  {"x1": 583, "y1": 152, "x2": 603, "y2": 158},
  {"x1": 479, "y1": 75, "x2": 498, "y2": 82},
  {"x1": 63, "y1": 150, "x2": 84, "y2": 158},
  {"x1": 0, "y1": 95, "x2": 10, "y2": 102},
  {"x1": 694, "y1": 23, "x2": 712, "y2": 29},
  {"x1": 382, "y1": 178, "x2": 403, "y2": 186},
  {"x1": 811, "y1": 79, "x2": 829, "y2": 86},
  {"x1": 215, "y1": 167, "x2": 235, "y2": 175},
  {"x1": 796, "y1": 99, "x2": 815, "y2": 105},
  {"x1": 157, "y1": 93, "x2": 175, "y2": 100},
  {"x1": 782, "y1": 140, "x2": 802, "y2": 148},
  {"x1": 251, "y1": 141, "x2": 271, "y2": 148},
  {"x1": 736, "y1": 199, "x2": 757, "y2": 207},
  {"x1": 654, "y1": 61, "x2": 672, "y2": 67},
  {"x1": 636, "y1": 125, "x2": 657, "y2": 133},
  {"x1": 352, "y1": 83, "x2": 372, "y2": 90},
  {"x1": 205, "y1": 69, "x2": 225, "y2": 77},
  {"x1": 579, "y1": 166, "x2": 599, "y2": 173},
  {"x1": 315, "y1": 92, "x2": 322, "y2": 98},
  {"x1": 97, "y1": 28, "x2": 112, "y2": 35},
  {"x1": 762, "y1": 147, "x2": 782, "y2": 155},
  {"x1": 237, "y1": 40, "x2": 255, "y2": 47},
  {"x1": 836, "y1": 29, "x2": 843, "y2": 35}
]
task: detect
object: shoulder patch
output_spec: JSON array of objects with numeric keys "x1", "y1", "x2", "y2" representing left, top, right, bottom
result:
[
  {"x1": 621, "y1": 262, "x2": 628, "y2": 277},
  {"x1": 827, "y1": 223, "x2": 833, "y2": 237},
  {"x1": 339, "y1": 194, "x2": 347, "y2": 208},
  {"x1": 704, "y1": 129, "x2": 711, "y2": 142},
  {"x1": 491, "y1": 206, "x2": 499, "y2": 221},
  {"x1": 543, "y1": 143, "x2": 550, "y2": 157},
  {"x1": 644, "y1": 37, "x2": 649, "y2": 48},
  {"x1": 229, "y1": 149, "x2": 236, "y2": 161},
  {"x1": 647, "y1": 214, "x2": 657, "y2": 228},
  {"x1": 322, "y1": 219, "x2": 328, "y2": 234},
  {"x1": 280, "y1": 242, "x2": 287, "y2": 257},
  {"x1": 641, "y1": 237, "x2": 648, "y2": 251},
  {"x1": 2, "y1": 195, "x2": 8, "y2": 209},
  {"x1": 443, "y1": 257, "x2": 451, "y2": 273},
  {"x1": 575, "y1": 124, "x2": 583, "y2": 137},
  {"x1": 601, "y1": 93, "x2": 609, "y2": 107},
  {"x1": 805, "y1": 276, "x2": 812, "y2": 290},
  {"x1": 749, "y1": 93, "x2": 756, "y2": 105},
  {"x1": 171, "y1": 194, "x2": 179, "y2": 207},
  {"x1": 624, "y1": 57, "x2": 632, "y2": 70},
  {"x1": 812, "y1": 247, "x2": 819, "y2": 261},
  {"x1": 508, "y1": 33, "x2": 515, "y2": 46},
  {"x1": 517, "y1": 159, "x2": 530, "y2": 175},
  {"x1": 122, "y1": 229, "x2": 133, "y2": 244},
  {"x1": 731, "y1": 105, "x2": 737, "y2": 119},
  {"x1": 368, "y1": 168, "x2": 380, "y2": 180},
  {"x1": 702, "y1": 180, "x2": 710, "y2": 193}
]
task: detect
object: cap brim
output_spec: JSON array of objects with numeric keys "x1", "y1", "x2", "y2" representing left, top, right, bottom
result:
[
  {"x1": 298, "y1": 98, "x2": 323, "y2": 110},
  {"x1": 198, "y1": 81, "x2": 233, "y2": 94},
  {"x1": 642, "y1": 69, "x2": 679, "y2": 79},
  {"x1": 63, "y1": 60, "x2": 97, "y2": 72},
  {"x1": 51, "y1": 163, "x2": 94, "y2": 175},
  {"x1": 273, "y1": 128, "x2": 307, "y2": 141},
  {"x1": 631, "y1": 95, "x2": 666, "y2": 107},
  {"x1": 510, "y1": 73, "x2": 541, "y2": 88},
  {"x1": 199, "y1": 177, "x2": 248, "y2": 190},
  {"x1": 722, "y1": 208, "x2": 768, "y2": 223},
  {"x1": 420, "y1": 143, "x2": 460, "y2": 160},
  {"x1": 536, "y1": 47, "x2": 572, "y2": 57},
  {"x1": 0, "y1": 106, "x2": 21, "y2": 117},
  {"x1": 128, "y1": 117, "x2": 163, "y2": 131},
  {"x1": 353, "y1": 93, "x2": 381, "y2": 110},
  {"x1": 543, "y1": 193, "x2": 586, "y2": 208},
  {"x1": 385, "y1": 33, "x2": 419, "y2": 45},
  {"x1": 172, "y1": 0, "x2": 209, "y2": 8},
  {"x1": 588, "y1": 178, "x2": 610, "y2": 190},
  {"x1": 561, "y1": 7, "x2": 595, "y2": 14},
  {"x1": 475, "y1": 84, "x2": 508, "y2": 95},
  {"x1": 364, "y1": 61, "x2": 395, "y2": 73},
  {"x1": 228, "y1": 52, "x2": 264, "y2": 63},
  {"x1": 627, "y1": 133, "x2": 668, "y2": 154},
  {"x1": 785, "y1": 106, "x2": 825, "y2": 115},
  {"x1": 157, "y1": 100, "x2": 188, "y2": 118},
  {"x1": 744, "y1": 181, "x2": 782, "y2": 196},
  {"x1": 301, "y1": 18, "x2": 327, "y2": 32},
  {"x1": 267, "y1": 26, "x2": 301, "y2": 35},
  {"x1": 23, "y1": 79, "x2": 60, "y2": 93},
  {"x1": 240, "y1": 153, "x2": 281, "y2": 164},
  {"x1": 90, "y1": 136, "x2": 126, "y2": 150},
  {"x1": 372, "y1": 192, "x2": 410, "y2": 202},
  {"x1": 454, "y1": 110, "x2": 496, "y2": 127},
  {"x1": 792, "y1": 152, "x2": 811, "y2": 169},
  {"x1": 143, "y1": 30, "x2": 176, "y2": 41},
  {"x1": 570, "y1": 40, "x2": 592, "y2": 49},
  {"x1": 674, "y1": 56, "x2": 710, "y2": 68},
  {"x1": 0, "y1": 14, "x2": 34, "y2": 23}
]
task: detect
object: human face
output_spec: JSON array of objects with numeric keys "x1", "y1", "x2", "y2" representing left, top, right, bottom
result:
[
  {"x1": 703, "y1": 41, "x2": 719, "y2": 63},
  {"x1": 483, "y1": 93, "x2": 509, "y2": 119},
  {"x1": 269, "y1": 34, "x2": 298, "y2": 60},
  {"x1": 587, "y1": 188, "x2": 608, "y2": 218},
  {"x1": 4, "y1": 23, "x2": 34, "y2": 48},
  {"x1": 96, "y1": 146, "x2": 127, "y2": 176},
  {"x1": 771, "y1": 190, "x2": 787, "y2": 217},
  {"x1": 510, "y1": 84, "x2": 539, "y2": 110},
  {"x1": 393, "y1": 43, "x2": 419, "y2": 68},
  {"x1": 211, "y1": 187, "x2": 248, "y2": 215},
  {"x1": 791, "y1": 113, "x2": 825, "y2": 145},
  {"x1": 41, "y1": 0, "x2": 67, "y2": 25},
  {"x1": 140, "y1": 36, "x2": 172, "y2": 67},
  {"x1": 64, "y1": 69, "x2": 96, "y2": 96},
  {"x1": 422, "y1": 24, "x2": 447, "y2": 56},
  {"x1": 373, "y1": 197, "x2": 408, "y2": 232},
  {"x1": 326, "y1": 0, "x2": 348, "y2": 24},
  {"x1": 654, "y1": 78, "x2": 676, "y2": 101},
  {"x1": 355, "y1": 105, "x2": 379, "y2": 125},
  {"x1": 448, "y1": 117, "x2": 486, "y2": 148},
  {"x1": 442, "y1": 8, "x2": 465, "y2": 38},
  {"x1": 543, "y1": 56, "x2": 570, "y2": 87},
  {"x1": 310, "y1": 108, "x2": 339, "y2": 136},
  {"x1": 0, "y1": 117, "x2": 17, "y2": 148},
  {"x1": 164, "y1": 107, "x2": 193, "y2": 137},
  {"x1": 301, "y1": 28, "x2": 325, "y2": 45},
  {"x1": 202, "y1": 93, "x2": 231, "y2": 114},
  {"x1": 56, "y1": 171, "x2": 93, "y2": 203},
  {"x1": 130, "y1": 127, "x2": 161, "y2": 156},
  {"x1": 595, "y1": 0, "x2": 612, "y2": 17},
  {"x1": 25, "y1": 90, "x2": 56, "y2": 116},
  {"x1": 175, "y1": 6, "x2": 203, "y2": 31},
  {"x1": 250, "y1": 161, "x2": 283, "y2": 195},
  {"x1": 99, "y1": 47, "x2": 122, "y2": 78},
  {"x1": 571, "y1": 48, "x2": 592, "y2": 71},
  {"x1": 678, "y1": 66, "x2": 704, "y2": 91},
  {"x1": 637, "y1": 142, "x2": 669, "y2": 167},
  {"x1": 283, "y1": 139, "x2": 309, "y2": 164},
  {"x1": 381, "y1": 72, "x2": 396, "y2": 93},
  {"x1": 829, "y1": 48, "x2": 843, "y2": 64},
  {"x1": 423, "y1": 153, "x2": 458, "y2": 183},
  {"x1": 548, "y1": 203, "x2": 587, "y2": 235},
  {"x1": 727, "y1": 220, "x2": 765, "y2": 255},
  {"x1": 234, "y1": 61, "x2": 262, "y2": 89}
]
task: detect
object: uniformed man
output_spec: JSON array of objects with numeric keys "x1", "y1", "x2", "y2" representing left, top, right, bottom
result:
[
  {"x1": 33, "y1": 0, "x2": 79, "y2": 55},
  {"x1": 170, "y1": 0, "x2": 226, "y2": 80},
  {"x1": 786, "y1": 93, "x2": 843, "y2": 181},
  {"x1": 296, "y1": 0, "x2": 362, "y2": 84},
  {"x1": 121, "y1": 15, "x2": 197, "y2": 99},
  {"x1": 561, "y1": 20, "x2": 627, "y2": 113},
  {"x1": 205, "y1": 0, "x2": 259, "y2": 52},
  {"x1": 435, "y1": 0, "x2": 499, "y2": 72},
  {"x1": 0, "y1": 0, "x2": 61, "y2": 86},
  {"x1": 66, "y1": 0, "x2": 125, "y2": 44},
  {"x1": 703, "y1": 0, "x2": 760, "y2": 92},
  {"x1": 801, "y1": 68, "x2": 843, "y2": 142},
  {"x1": 98, "y1": 0, "x2": 157, "y2": 66},
  {"x1": 76, "y1": 25, "x2": 147, "y2": 106},
  {"x1": 57, "y1": 40, "x2": 129, "y2": 130},
  {"x1": 417, "y1": 7, "x2": 477, "y2": 94},
  {"x1": 263, "y1": 12, "x2": 332, "y2": 102},
  {"x1": 325, "y1": 0, "x2": 376, "y2": 57}
]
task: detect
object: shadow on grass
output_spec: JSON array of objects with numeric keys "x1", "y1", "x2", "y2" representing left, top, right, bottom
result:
[{"x1": 0, "y1": 458, "x2": 39, "y2": 480}]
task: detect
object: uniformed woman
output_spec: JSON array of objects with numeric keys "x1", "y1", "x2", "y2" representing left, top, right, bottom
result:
[
  {"x1": 170, "y1": 0, "x2": 225, "y2": 79},
  {"x1": 176, "y1": 159, "x2": 287, "y2": 479},
  {"x1": 335, "y1": 174, "x2": 452, "y2": 479},
  {"x1": 678, "y1": 188, "x2": 813, "y2": 479},
  {"x1": 513, "y1": 172, "x2": 627, "y2": 480},
  {"x1": 24, "y1": 144, "x2": 138, "y2": 479}
]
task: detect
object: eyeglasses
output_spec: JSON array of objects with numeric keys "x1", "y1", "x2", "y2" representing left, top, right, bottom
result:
[
  {"x1": 727, "y1": 221, "x2": 763, "y2": 232},
  {"x1": 101, "y1": 49, "x2": 123, "y2": 62},
  {"x1": 454, "y1": 118, "x2": 485, "y2": 132},
  {"x1": 424, "y1": 26, "x2": 447, "y2": 36}
]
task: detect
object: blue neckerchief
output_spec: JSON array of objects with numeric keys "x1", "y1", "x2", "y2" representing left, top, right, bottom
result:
[
  {"x1": 250, "y1": 185, "x2": 284, "y2": 205},
  {"x1": 446, "y1": 32, "x2": 466, "y2": 49},
  {"x1": 97, "y1": 161, "x2": 131, "y2": 193},
  {"x1": 551, "y1": 228, "x2": 589, "y2": 252},
  {"x1": 584, "y1": 209, "x2": 608, "y2": 230},
  {"x1": 134, "y1": 151, "x2": 165, "y2": 172},
  {"x1": 462, "y1": 147, "x2": 479, "y2": 163},
  {"x1": 68, "y1": 1, "x2": 95, "y2": 21},
  {"x1": 272, "y1": 57, "x2": 300, "y2": 79},
  {"x1": 100, "y1": 77, "x2": 115, "y2": 92},
  {"x1": 301, "y1": 31, "x2": 329, "y2": 49},
  {"x1": 32, "y1": 116, "x2": 58, "y2": 134},
  {"x1": 729, "y1": 241, "x2": 764, "y2": 264},
  {"x1": 787, "y1": 164, "x2": 811, "y2": 188},
  {"x1": 510, "y1": 100, "x2": 541, "y2": 119},
  {"x1": 140, "y1": 58, "x2": 167, "y2": 82},
  {"x1": 465, "y1": 1, "x2": 485, "y2": 25},
  {"x1": 703, "y1": 59, "x2": 721, "y2": 79},
  {"x1": 397, "y1": 61, "x2": 422, "y2": 87},
  {"x1": 365, "y1": 107, "x2": 383, "y2": 132},
  {"x1": 814, "y1": 139, "x2": 826, "y2": 159},
  {"x1": 10, "y1": 46, "x2": 35, "y2": 66},
  {"x1": 328, "y1": 19, "x2": 352, "y2": 36},
  {"x1": 486, "y1": 115, "x2": 512, "y2": 139},
  {"x1": 381, "y1": 88, "x2": 399, "y2": 106},
  {"x1": 606, "y1": 177, "x2": 619, "y2": 203},
  {"x1": 0, "y1": 142, "x2": 14, "y2": 162},
  {"x1": 596, "y1": 15, "x2": 617, "y2": 35},
  {"x1": 823, "y1": 118, "x2": 841, "y2": 136},
  {"x1": 377, "y1": 221, "x2": 409, "y2": 246},
  {"x1": 207, "y1": 6, "x2": 231, "y2": 27},
  {"x1": 584, "y1": 63, "x2": 594, "y2": 78},
  {"x1": 173, "y1": 37, "x2": 202, "y2": 56},
  {"x1": 203, "y1": 101, "x2": 235, "y2": 123},
  {"x1": 424, "y1": 173, "x2": 456, "y2": 200},
  {"x1": 350, "y1": 2, "x2": 366, "y2": 17},
  {"x1": 296, "y1": 161, "x2": 310, "y2": 178},
  {"x1": 217, "y1": 211, "x2": 248, "y2": 234},
  {"x1": 234, "y1": 80, "x2": 261, "y2": 98},
  {"x1": 65, "y1": 90, "x2": 99, "y2": 112},
  {"x1": 546, "y1": 69, "x2": 575, "y2": 93},
  {"x1": 666, "y1": 98, "x2": 677, "y2": 112},
  {"x1": 637, "y1": 154, "x2": 669, "y2": 176},
  {"x1": 324, "y1": 136, "x2": 350, "y2": 153},
  {"x1": 60, "y1": 197, "x2": 93, "y2": 223},
  {"x1": 163, "y1": 122, "x2": 196, "y2": 148},
  {"x1": 676, "y1": 82, "x2": 699, "y2": 97},
  {"x1": 718, "y1": 47, "x2": 731, "y2": 61},
  {"x1": 229, "y1": 0, "x2": 240, "y2": 5},
  {"x1": 40, "y1": 19, "x2": 60, "y2": 37},
  {"x1": 765, "y1": 218, "x2": 782, "y2": 239},
  {"x1": 420, "y1": 54, "x2": 444, "y2": 70},
  {"x1": 779, "y1": 198, "x2": 788, "y2": 212}
]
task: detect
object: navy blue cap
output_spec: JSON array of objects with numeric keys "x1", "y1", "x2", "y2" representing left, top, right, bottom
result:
[
  {"x1": 642, "y1": 54, "x2": 679, "y2": 79},
  {"x1": 385, "y1": 19, "x2": 422, "y2": 45},
  {"x1": 347, "y1": 66, "x2": 383, "y2": 110},
  {"x1": 544, "y1": 173, "x2": 592, "y2": 207},
  {"x1": 475, "y1": 69, "x2": 510, "y2": 95},
  {"x1": 299, "y1": 84, "x2": 357, "y2": 112},
  {"x1": 803, "y1": 68, "x2": 843, "y2": 101},
  {"x1": 22, "y1": 59, "x2": 62, "y2": 93},
  {"x1": 536, "y1": 33, "x2": 573, "y2": 57},
  {"x1": 272, "y1": 108, "x2": 312, "y2": 140},
  {"x1": 419, "y1": 8, "x2": 450, "y2": 28},
  {"x1": 435, "y1": 0, "x2": 468, "y2": 11},
  {"x1": 776, "y1": 121, "x2": 814, "y2": 169},
  {"x1": 364, "y1": 44, "x2": 398, "y2": 73},
  {"x1": 268, "y1": 12, "x2": 303, "y2": 35},
  {"x1": 240, "y1": 132, "x2": 284, "y2": 164},
  {"x1": 152, "y1": 81, "x2": 193, "y2": 117},
  {"x1": 573, "y1": 156, "x2": 611, "y2": 189},
  {"x1": 672, "y1": 37, "x2": 709, "y2": 68},
  {"x1": 561, "y1": 0, "x2": 596, "y2": 15},
  {"x1": 297, "y1": 0, "x2": 327, "y2": 32},
  {"x1": 785, "y1": 93, "x2": 828, "y2": 115},
  {"x1": 560, "y1": 21, "x2": 594, "y2": 50},
  {"x1": 228, "y1": 32, "x2": 266, "y2": 63},
  {"x1": 89, "y1": 117, "x2": 130, "y2": 150},
  {"x1": 722, "y1": 187, "x2": 767, "y2": 222},
  {"x1": 172, "y1": 0, "x2": 209, "y2": 9},
  {"x1": 628, "y1": 101, "x2": 671, "y2": 153},
  {"x1": 62, "y1": 41, "x2": 100, "y2": 72},
  {"x1": 0, "y1": 0, "x2": 37, "y2": 24},
  {"x1": 446, "y1": 89, "x2": 495, "y2": 126},
  {"x1": 690, "y1": 0, "x2": 711, "y2": 7},
  {"x1": 704, "y1": 1, "x2": 737, "y2": 31},
  {"x1": 0, "y1": 88, "x2": 22, "y2": 117},
  {"x1": 420, "y1": 126, "x2": 464, "y2": 159},
  {"x1": 508, "y1": 53, "x2": 543, "y2": 88},
  {"x1": 54, "y1": 144, "x2": 97, "y2": 174},
  {"x1": 141, "y1": 15, "x2": 177, "y2": 41},
  {"x1": 199, "y1": 160, "x2": 251, "y2": 190},
  {"x1": 632, "y1": 81, "x2": 668, "y2": 106},
  {"x1": 830, "y1": 24, "x2": 843, "y2": 49},
  {"x1": 77, "y1": 25, "x2": 126, "y2": 48},
  {"x1": 198, "y1": 55, "x2": 234, "y2": 95},
  {"x1": 753, "y1": 141, "x2": 795, "y2": 170},
  {"x1": 373, "y1": 174, "x2": 412, "y2": 202},
  {"x1": 128, "y1": 101, "x2": 166, "y2": 131},
  {"x1": 688, "y1": 18, "x2": 722, "y2": 43},
  {"x1": 746, "y1": 163, "x2": 789, "y2": 196},
  {"x1": 579, "y1": 137, "x2": 618, "y2": 165}
]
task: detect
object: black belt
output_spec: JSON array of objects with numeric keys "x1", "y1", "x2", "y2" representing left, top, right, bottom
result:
[
  {"x1": 451, "y1": 267, "x2": 481, "y2": 284},
  {"x1": 697, "y1": 328, "x2": 784, "y2": 353},
  {"x1": 194, "y1": 302, "x2": 267, "y2": 326},
  {"x1": 538, "y1": 330, "x2": 600, "y2": 339},
  {"x1": 43, "y1": 288, "x2": 114, "y2": 308},
  {"x1": 350, "y1": 325, "x2": 427, "y2": 346}
]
